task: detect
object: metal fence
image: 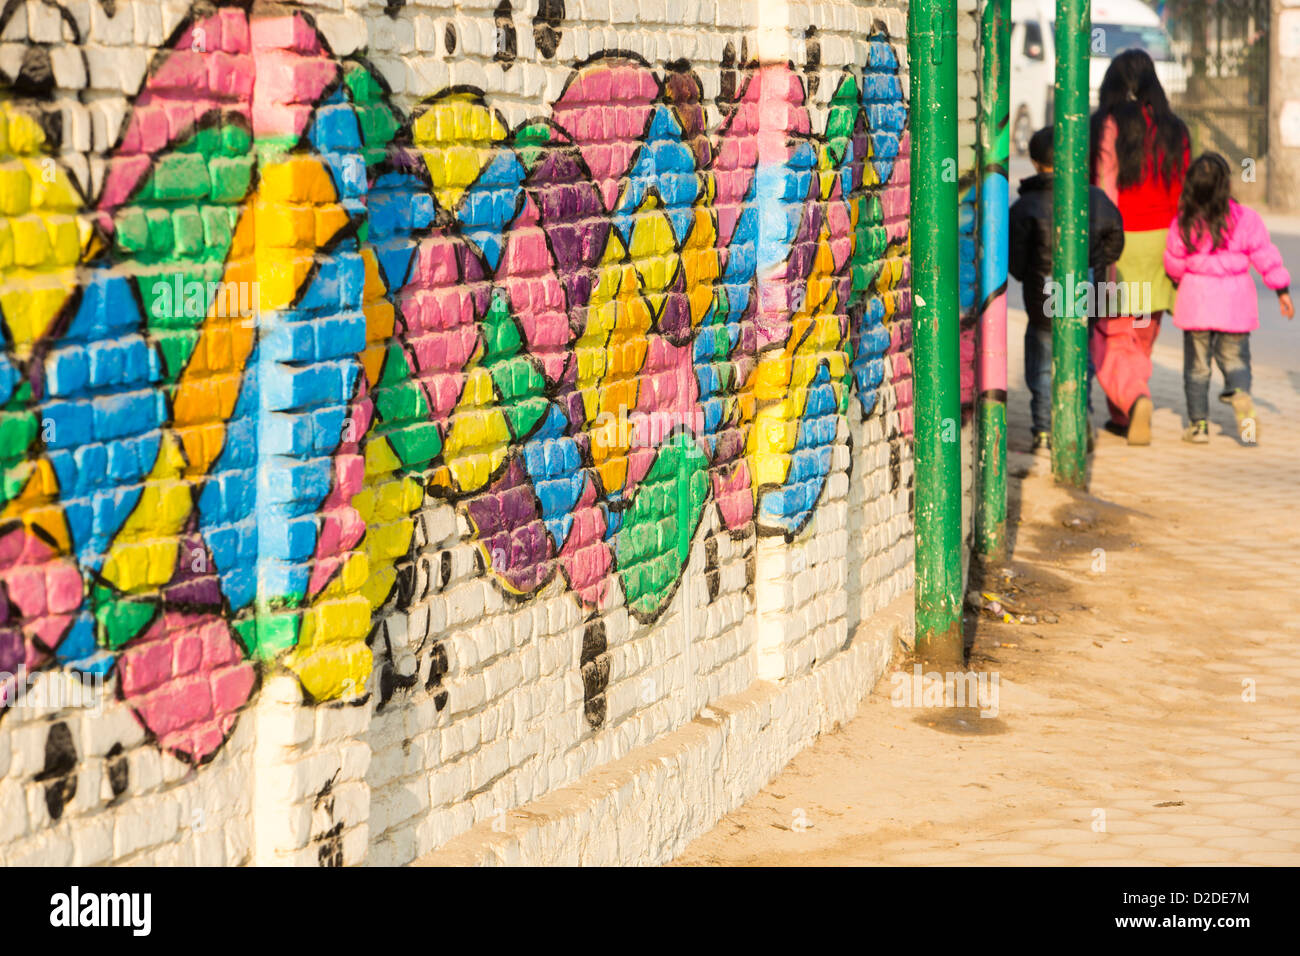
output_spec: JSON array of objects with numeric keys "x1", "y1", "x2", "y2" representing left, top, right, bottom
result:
[{"x1": 1164, "y1": 0, "x2": 1270, "y2": 168}]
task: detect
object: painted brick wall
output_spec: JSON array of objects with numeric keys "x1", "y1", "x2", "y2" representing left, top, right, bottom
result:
[{"x1": 0, "y1": 0, "x2": 955, "y2": 866}]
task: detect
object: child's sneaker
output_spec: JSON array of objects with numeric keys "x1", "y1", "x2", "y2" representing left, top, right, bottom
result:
[
  {"x1": 1031, "y1": 431, "x2": 1051, "y2": 456},
  {"x1": 1182, "y1": 419, "x2": 1209, "y2": 443},
  {"x1": 1228, "y1": 390, "x2": 1258, "y2": 443}
]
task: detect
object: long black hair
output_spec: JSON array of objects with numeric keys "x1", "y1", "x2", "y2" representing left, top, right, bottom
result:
[
  {"x1": 1091, "y1": 49, "x2": 1189, "y2": 188},
  {"x1": 1178, "y1": 152, "x2": 1233, "y2": 251}
]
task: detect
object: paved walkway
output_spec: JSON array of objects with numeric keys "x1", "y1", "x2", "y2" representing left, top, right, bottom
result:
[{"x1": 674, "y1": 309, "x2": 1300, "y2": 866}]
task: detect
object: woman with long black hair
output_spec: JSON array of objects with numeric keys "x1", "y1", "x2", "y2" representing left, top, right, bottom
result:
[{"x1": 1091, "y1": 48, "x2": 1191, "y2": 445}]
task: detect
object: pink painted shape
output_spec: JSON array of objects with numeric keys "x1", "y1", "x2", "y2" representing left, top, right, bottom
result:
[
  {"x1": 552, "y1": 61, "x2": 657, "y2": 211},
  {"x1": 625, "y1": 337, "x2": 700, "y2": 491},
  {"x1": 98, "y1": 10, "x2": 335, "y2": 213},
  {"x1": 119, "y1": 612, "x2": 255, "y2": 764},
  {"x1": 959, "y1": 324, "x2": 977, "y2": 405},
  {"x1": 250, "y1": 12, "x2": 323, "y2": 55},
  {"x1": 713, "y1": 460, "x2": 754, "y2": 532},
  {"x1": 307, "y1": 383, "x2": 372, "y2": 598},
  {"x1": 558, "y1": 479, "x2": 611, "y2": 609},
  {"x1": 98, "y1": 13, "x2": 255, "y2": 212},
  {"x1": 826, "y1": 197, "x2": 854, "y2": 271},
  {"x1": 977, "y1": 293, "x2": 1009, "y2": 394},
  {"x1": 5, "y1": 566, "x2": 47, "y2": 619},
  {"x1": 500, "y1": 195, "x2": 571, "y2": 383},
  {"x1": 713, "y1": 70, "x2": 767, "y2": 248}
]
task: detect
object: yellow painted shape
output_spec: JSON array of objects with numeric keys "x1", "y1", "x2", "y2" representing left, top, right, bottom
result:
[
  {"x1": 258, "y1": 156, "x2": 340, "y2": 205},
  {"x1": 284, "y1": 592, "x2": 374, "y2": 702},
  {"x1": 4, "y1": 108, "x2": 46, "y2": 156},
  {"x1": 0, "y1": 271, "x2": 72, "y2": 354},
  {"x1": 682, "y1": 208, "x2": 719, "y2": 327},
  {"x1": 744, "y1": 217, "x2": 855, "y2": 495},
  {"x1": 99, "y1": 433, "x2": 190, "y2": 594},
  {"x1": 0, "y1": 459, "x2": 71, "y2": 554},
  {"x1": 411, "y1": 93, "x2": 507, "y2": 214}
]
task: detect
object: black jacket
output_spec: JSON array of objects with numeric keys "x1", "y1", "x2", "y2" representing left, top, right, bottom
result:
[{"x1": 1008, "y1": 173, "x2": 1126, "y2": 329}]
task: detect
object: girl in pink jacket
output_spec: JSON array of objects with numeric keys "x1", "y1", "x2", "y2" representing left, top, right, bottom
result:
[{"x1": 1164, "y1": 152, "x2": 1294, "y2": 444}]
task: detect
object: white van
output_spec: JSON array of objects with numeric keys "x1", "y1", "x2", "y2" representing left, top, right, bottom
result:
[{"x1": 1009, "y1": 0, "x2": 1187, "y2": 155}]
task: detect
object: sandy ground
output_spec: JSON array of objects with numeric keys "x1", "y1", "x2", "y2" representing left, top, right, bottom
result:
[{"x1": 673, "y1": 307, "x2": 1300, "y2": 866}]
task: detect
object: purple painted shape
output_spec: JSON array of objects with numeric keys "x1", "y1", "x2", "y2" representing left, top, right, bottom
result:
[
  {"x1": 455, "y1": 240, "x2": 491, "y2": 314},
  {"x1": 0, "y1": 628, "x2": 22, "y2": 677},
  {"x1": 787, "y1": 196, "x2": 822, "y2": 288},
  {"x1": 465, "y1": 456, "x2": 554, "y2": 595},
  {"x1": 656, "y1": 268, "x2": 692, "y2": 344},
  {"x1": 529, "y1": 146, "x2": 611, "y2": 334}
]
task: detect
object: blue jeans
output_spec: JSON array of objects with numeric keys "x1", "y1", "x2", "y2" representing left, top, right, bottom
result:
[
  {"x1": 1184, "y1": 331, "x2": 1251, "y2": 422},
  {"x1": 1025, "y1": 324, "x2": 1095, "y2": 434}
]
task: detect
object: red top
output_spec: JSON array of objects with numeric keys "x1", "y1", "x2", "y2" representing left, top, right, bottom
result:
[{"x1": 1094, "y1": 114, "x2": 1189, "y2": 233}]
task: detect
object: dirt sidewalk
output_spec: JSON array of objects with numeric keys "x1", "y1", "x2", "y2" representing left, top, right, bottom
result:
[{"x1": 673, "y1": 311, "x2": 1300, "y2": 866}]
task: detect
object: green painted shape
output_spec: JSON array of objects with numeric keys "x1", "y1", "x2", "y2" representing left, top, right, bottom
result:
[
  {"x1": 850, "y1": 195, "x2": 886, "y2": 299},
  {"x1": 374, "y1": 344, "x2": 428, "y2": 423},
  {"x1": 114, "y1": 208, "x2": 150, "y2": 255},
  {"x1": 248, "y1": 612, "x2": 299, "y2": 660},
  {"x1": 254, "y1": 135, "x2": 303, "y2": 166},
  {"x1": 6, "y1": 380, "x2": 31, "y2": 408},
  {"x1": 481, "y1": 293, "x2": 548, "y2": 440},
  {"x1": 373, "y1": 343, "x2": 441, "y2": 468},
  {"x1": 387, "y1": 421, "x2": 443, "y2": 468},
  {"x1": 155, "y1": 330, "x2": 202, "y2": 383},
  {"x1": 0, "y1": 410, "x2": 37, "y2": 462},
  {"x1": 151, "y1": 152, "x2": 212, "y2": 202},
  {"x1": 0, "y1": 410, "x2": 39, "y2": 508},
  {"x1": 344, "y1": 63, "x2": 385, "y2": 104},
  {"x1": 824, "y1": 75, "x2": 860, "y2": 166},
  {"x1": 481, "y1": 292, "x2": 521, "y2": 361},
  {"x1": 136, "y1": 261, "x2": 225, "y2": 384},
  {"x1": 208, "y1": 156, "x2": 255, "y2": 204},
  {"x1": 93, "y1": 586, "x2": 159, "y2": 651},
  {"x1": 346, "y1": 65, "x2": 400, "y2": 151},
  {"x1": 513, "y1": 122, "x2": 552, "y2": 172},
  {"x1": 0, "y1": 464, "x2": 26, "y2": 506},
  {"x1": 614, "y1": 433, "x2": 710, "y2": 618}
]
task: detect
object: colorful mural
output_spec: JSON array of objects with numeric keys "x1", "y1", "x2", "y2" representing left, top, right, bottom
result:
[{"x1": 0, "y1": 4, "x2": 910, "y2": 766}]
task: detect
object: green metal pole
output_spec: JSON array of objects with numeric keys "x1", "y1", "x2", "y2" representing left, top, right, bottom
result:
[
  {"x1": 910, "y1": 0, "x2": 963, "y2": 664},
  {"x1": 976, "y1": 0, "x2": 1010, "y2": 559},
  {"x1": 1051, "y1": 0, "x2": 1090, "y2": 487}
]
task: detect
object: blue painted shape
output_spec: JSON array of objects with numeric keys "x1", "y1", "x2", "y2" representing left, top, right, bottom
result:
[
  {"x1": 755, "y1": 140, "x2": 816, "y2": 273},
  {"x1": 456, "y1": 150, "x2": 525, "y2": 273},
  {"x1": 979, "y1": 173, "x2": 1010, "y2": 300},
  {"x1": 43, "y1": 345, "x2": 90, "y2": 398},
  {"x1": 63, "y1": 273, "x2": 142, "y2": 344},
  {"x1": 612, "y1": 105, "x2": 699, "y2": 247},
  {"x1": 522, "y1": 405, "x2": 583, "y2": 549},
  {"x1": 852, "y1": 297, "x2": 891, "y2": 415},
  {"x1": 375, "y1": 240, "x2": 416, "y2": 292},
  {"x1": 759, "y1": 365, "x2": 839, "y2": 533},
  {"x1": 198, "y1": 345, "x2": 260, "y2": 611},
  {"x1": 54, "y1": 614, "x2": 115, "y2": 676}
]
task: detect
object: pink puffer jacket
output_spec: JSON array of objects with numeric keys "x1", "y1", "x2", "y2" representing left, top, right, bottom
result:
[{"x1": 1164, "y1": 200, "x2": 1291, "y2": 333}]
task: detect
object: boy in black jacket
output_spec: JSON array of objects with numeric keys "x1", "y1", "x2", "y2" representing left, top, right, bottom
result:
[{"x1": 1009, "y1": 126, "x2": 1125, "y2": 453}]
